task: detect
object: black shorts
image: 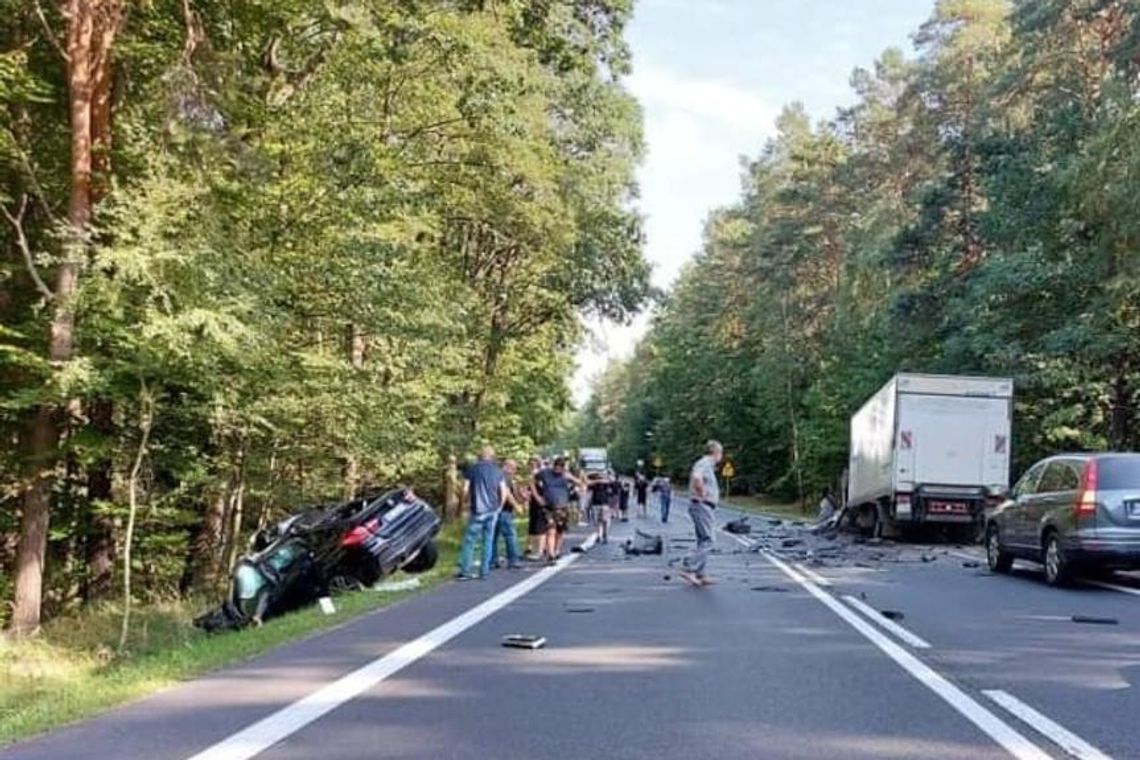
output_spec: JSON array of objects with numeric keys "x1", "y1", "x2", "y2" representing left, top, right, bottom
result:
[{"x1": 528, "y1": 503, "x2": 548, "y2": 536}]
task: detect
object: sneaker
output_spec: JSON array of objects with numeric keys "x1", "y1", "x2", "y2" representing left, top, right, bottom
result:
[
  {"x1": 676, "y1": 570, "x2": 702, "y2": 587},
  {"x1": 455, "y1": 573, "x2": 476, "y2": 581}
]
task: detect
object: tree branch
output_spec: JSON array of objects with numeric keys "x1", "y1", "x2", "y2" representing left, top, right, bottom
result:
[
  {"x1": 1, "y1": 195, "x2": 55, "y2": 301},
  {"x1": 33, "y1": 0, "x2": 69, "y2": 62}
]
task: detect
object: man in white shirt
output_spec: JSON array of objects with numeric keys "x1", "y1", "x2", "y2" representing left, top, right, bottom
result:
[{"x1": 679, "y1": 440, "x2": 723, "y2": 586}]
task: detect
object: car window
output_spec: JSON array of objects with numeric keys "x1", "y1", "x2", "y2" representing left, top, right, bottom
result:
[
  {"x1": 1037, "y1": 461, "x2": 1080, "y2": 494},
  {"x1": 1097, "y1": 457, "x2": 1140, "y2": 490},
  {"x1": 1014, "y1": 462, "x2": 1047, "y2": 498}
]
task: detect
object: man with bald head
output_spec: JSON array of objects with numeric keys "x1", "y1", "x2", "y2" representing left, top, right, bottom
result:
[
  {"x1": 457, "y1": 444, "x2": 510, "y2": 580},
  {"x1": 679, "y1": 440, "x2": 723, "y2": 587}
]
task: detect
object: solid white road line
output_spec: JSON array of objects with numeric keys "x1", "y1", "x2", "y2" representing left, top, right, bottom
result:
[
  {"x1": 187, "y1": 549, "x2": 587, "y2": 760},
  {"x1": 983, "y1": 690, "x2": 1113, "y2": 760},
  {"x1": 763, "y1": 553, "x2": 1051, "y2": 760},
  {"x1": 842, "y1": 594, "x2": 932, "y2": 650},
  {"x1": 1083, "y1": 579, "x2": 1140, "y2": 597},
  {"x1": 795, "y1": 563, "x2": 833, "y2": 587}
]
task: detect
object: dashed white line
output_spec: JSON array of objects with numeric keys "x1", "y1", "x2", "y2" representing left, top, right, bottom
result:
[
  {"x1": 187, "y1": 543, "x2": 589, "y2": 760},
  {"x1": 763, "y1": 552, "x2": 1050, "y2": 760},
  {"x1": 984, "y1": 690, "x2": 1113, "y2": 760},
  {"x1": 794, "y1": 563, "x2": 833, "y2": 587},
  {"x1": 842, "y1": 594, "x2": 932, "y2": 650}
]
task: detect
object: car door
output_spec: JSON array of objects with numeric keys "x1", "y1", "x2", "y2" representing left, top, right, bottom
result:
[
  {"x1": 1028, "y1": 460, "x2": 1080, "y2": 548},
  {"x1": 1006, "y1": 461, "x2": 1046, "y2": 549}
]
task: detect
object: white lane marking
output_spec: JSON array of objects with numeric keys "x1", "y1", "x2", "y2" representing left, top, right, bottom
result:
[
  {"x1": 188, "y1": 543, "x2": 590, "y2": 760},
  {"x1": 795, "y1": 563, "x2": 833, "y2": 587},
  {"x1": 1083, "y1": 579, "x2": 1140, "y2": 597},
  {"x1": 984, "y1": 690, "x2": 1113, "y2": 760},
  {"x1": 842, "y1": 594, "x2": 932, "y2": 649},
  {"x1": 763, "y1": 553, "x2": 1050, "y2": 760}
]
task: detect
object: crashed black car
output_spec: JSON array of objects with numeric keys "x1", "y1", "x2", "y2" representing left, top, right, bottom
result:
[{"x1": 195, "y1": 488, "x2": 440, "y2": 632}]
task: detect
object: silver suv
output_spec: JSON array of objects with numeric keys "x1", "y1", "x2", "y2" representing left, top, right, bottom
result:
[{"x1": 985, "y1": 453, "x2": 1140, "y2": 585}]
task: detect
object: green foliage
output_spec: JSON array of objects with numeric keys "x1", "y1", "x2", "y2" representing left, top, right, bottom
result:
[
  {"x1": 1, "y1": 0, "x2": 647, "y2": 622},
  {"x1": 574, "y1": 0, "x2": 1140, "y2": 501}
]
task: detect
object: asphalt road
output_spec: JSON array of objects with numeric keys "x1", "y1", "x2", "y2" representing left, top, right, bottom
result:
[{"x1": 4, "y1": 504, "x2": 1139, "y2": 760}]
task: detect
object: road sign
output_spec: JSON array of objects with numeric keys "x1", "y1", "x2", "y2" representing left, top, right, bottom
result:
[
  {"x1": 653, "y1": 455, "x2": 663, "y2": 469},
  {"x1": 722, "y1": 460, "x2": 736, "y2": 479}
]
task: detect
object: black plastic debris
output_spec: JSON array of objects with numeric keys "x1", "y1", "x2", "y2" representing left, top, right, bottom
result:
[
  {"x1": 725, "y1": 517, "x2": 752, "y2": 535},
  {"x1": 880, "y1": 610, "x2": 905, "y2": 621},
  {"x1": 623, "y1": 531, "x2": 664, "y2": 555},
  {"x1": 564, "y1": 606, "x2": 596, "y2": 614},
  {"x1": 781, "y1": 538, "x2": 803, "y2": 548},
  {"x1": 1072, "y1": 615, "x2": 1118, "y2": 625},
  {"x1": 750, "y1": 585, "x2": 790, "y2": 592},
  {"x1": 962, "y1": 561, "x2": 980, "y2": 568}
]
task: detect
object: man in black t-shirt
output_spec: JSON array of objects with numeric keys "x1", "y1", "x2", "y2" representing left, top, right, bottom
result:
[{"x1": 533, "y1": 456, "x2": 587, "y2": 562}]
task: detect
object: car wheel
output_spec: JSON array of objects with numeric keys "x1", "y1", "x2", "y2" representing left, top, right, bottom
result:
[
  {"x1": 1042, "y1": 532, "x2": 1071, "y2": 586},
  {"x1": 402, "y1": 541, "x2": 438, "y2": 574},
  {"x1": 986, "y1": 525, "x2": 1013, "y2": 574},
  {"x1": 328, "y1": 575, "x2": 366, "y2": 595}
]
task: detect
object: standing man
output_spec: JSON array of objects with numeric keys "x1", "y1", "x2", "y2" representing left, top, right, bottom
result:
[
  {"x1": 588, "y1": 473, "x2": 613, "y2": 544},
  {"x1": 492, "y1": 459, "x2": 524, "y2": 569},
  {"x1": 679, "y1": 440, "x2": 723, "y2": 587},
  {"x1": 533, "y1": 456, "x2": 586, "y2": 562},
  {"x1": 456, "y1": 445, "x2": 510, "y2": 580},
  {"x1": 525, "y1": 456, "x2": 547, "y2": 560},
  {"x1": 653, "y1": 475, "x2": 673, "y2": 523},
  {"x1": 634, "y1": 472, "x2": 649, "y2": 518}
]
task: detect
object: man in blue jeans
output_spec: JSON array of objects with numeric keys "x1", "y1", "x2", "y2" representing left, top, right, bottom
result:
[
  {"x1": 492, "y1": 458, "x2": 524, "y2": 569},
  {"x1": 456, "y1": 445, "x2": 511, "y2": 580}
]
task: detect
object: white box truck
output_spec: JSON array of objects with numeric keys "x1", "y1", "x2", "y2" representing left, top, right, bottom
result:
[{"x1": 847, "y1": 373, "x2": 1013, "y2": 536}]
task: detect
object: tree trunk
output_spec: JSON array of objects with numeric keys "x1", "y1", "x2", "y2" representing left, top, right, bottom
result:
[
  {"x1": 9, "y1": 0, "x2": 123, "y2": 636},
  {"x1": 119, "y1": 387, "x2": 153, "y2": 650},
  {"x1": 84, "y1": 398, "x2": 115, "y2": 603},
  {"x1": 188, "y1": 487, "x2": 226, "y2": 590}
]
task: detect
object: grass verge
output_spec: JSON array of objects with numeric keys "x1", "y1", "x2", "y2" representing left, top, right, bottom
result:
[
  {"x1": 0, "y1": 519, "x2": 467, "y2": 748},
  {"x1": 721, "y1": 494, "x2": 813, "y2": 522}
]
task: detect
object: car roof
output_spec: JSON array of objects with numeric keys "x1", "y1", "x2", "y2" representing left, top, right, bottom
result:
[{"x1": 1039, "y1": 452, "x2": 1140, "y2": 462}]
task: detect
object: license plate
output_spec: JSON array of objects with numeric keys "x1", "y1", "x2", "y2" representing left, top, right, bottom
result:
[{"x1": 929, "y1": 501, "x2": 968, "y2": 514}]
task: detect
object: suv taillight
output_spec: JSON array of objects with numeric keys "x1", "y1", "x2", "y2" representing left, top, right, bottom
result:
[{"x1": 1075, "y1": 459, "x2": 1098, "y2": 517}]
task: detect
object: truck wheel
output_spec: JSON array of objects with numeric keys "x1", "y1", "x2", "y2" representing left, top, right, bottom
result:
[
  {"x1": 986, "y1": 525, "x2": 1012, "y2": 574},
  {"x1": 402, "y1": 541, "x2": 438, "y2": 574},
  {"x1": 1042, "y1": 532, "x2": 1071, "y2": 586}
]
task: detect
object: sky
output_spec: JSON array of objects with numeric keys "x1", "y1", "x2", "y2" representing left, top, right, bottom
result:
[{"x1": 572, "y1": 0, "x2": 935, "y2": 404}]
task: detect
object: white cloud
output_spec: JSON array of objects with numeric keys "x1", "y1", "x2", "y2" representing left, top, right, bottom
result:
[{"x1": 571, "y1": 63, "x2": 779, "y2": 404}]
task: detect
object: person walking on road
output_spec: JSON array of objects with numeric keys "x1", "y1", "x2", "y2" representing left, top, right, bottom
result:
[
  {"x1": 588, "y1": 474, "x2": 613, "y2": 544},
  {"x1": 456, "y1": 445, "x2": 510, "y2": 580},
  {"x1": 492, "y1": 458, "x2": 524, "y2": 569},
  {"x1": 524, "y1": 456, "x2": 548, "y2": 560},
  {"x1": 533, "y1": 456, "x2": 586, "y2": 562},
  {"x1": 635, "y1": 473, "x2": 649, "y2": 518},
  {"x1": 679, "y1": 440, "x2": 723, "y2": 587},
  {"x1": 652, "y1": 475, "x2": 673, "y2": 523}
]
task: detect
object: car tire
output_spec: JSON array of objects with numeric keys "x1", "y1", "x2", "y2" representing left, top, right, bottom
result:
[
  {"x1": 1042, "y1": 532, "x2": 1071, "y2": 586},
  {"x1": 986, "y1": 525, "x2": 1013, "y2": 574},
  {"x1": 402, "y1": 541, "x2": 438, "y2": 574}
]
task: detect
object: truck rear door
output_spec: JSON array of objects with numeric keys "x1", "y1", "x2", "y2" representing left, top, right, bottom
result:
[{"x1": 896, "y1": 394, "x2": 1010, "y2": 488}]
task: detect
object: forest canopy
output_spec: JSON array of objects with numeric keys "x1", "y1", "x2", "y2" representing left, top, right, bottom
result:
[
  {"x1": 0, "y1": 0, "x2": 649, "y2": 634},
  {"x1": 574, "y1": 0, "x2": 1140, "y2": 505}
]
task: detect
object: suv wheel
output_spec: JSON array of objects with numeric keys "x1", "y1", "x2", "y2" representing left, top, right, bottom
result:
[
  {"x1": 402, "y1": 540, "x2": 439, "y2": 574},
  {"x1": 986, "y1": 525, "x2": 1013, "y2": 574},
  {"x1": 1042, "y1": 532, "x2": 1071, "y2": 586}
]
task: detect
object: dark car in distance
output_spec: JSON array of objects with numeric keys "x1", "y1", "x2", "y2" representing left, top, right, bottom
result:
[{"x1": 986, "y1": 453, "x2": 1140, "y2": 585}]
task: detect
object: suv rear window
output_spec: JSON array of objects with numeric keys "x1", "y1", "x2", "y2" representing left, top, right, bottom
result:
[{"x1": 1097, "y1": 457, "x2": 1140, "y2": 490}]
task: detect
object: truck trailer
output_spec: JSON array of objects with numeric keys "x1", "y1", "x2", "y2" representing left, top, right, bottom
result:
[{"x1": 847, "y1": 373, "x2": 1013, "y2": 537}]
